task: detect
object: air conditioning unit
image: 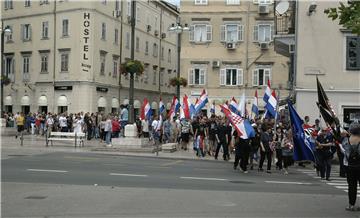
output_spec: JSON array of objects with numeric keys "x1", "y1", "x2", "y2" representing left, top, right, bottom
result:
[
  {"x1": 154, "y1": 30, "x2": 159, "y2": 36},
  {"x1": 212, "y1": 60, "x2": 220, "y2": 68},
  {"x1": 147, "y1": 25, "x2": 152, "y2": 32},
  {"x1": 127, "y1": 16, "x2": 132, "y2": 24},
  {"x1": 113, "y1": 10, "x2": 121, "y2": 18},
  {"x1": 226, "y1": 42, "x2": 236, "y2": 50},
  {"x1": 161, "y1": 33, "x2": 166, "y2": 39},
  {"x1": 258, "y1": 4, "x2": 269, "y2": 14},
  {"x1": 260, "y1": 42, "x2": 269, "y2": 50}
]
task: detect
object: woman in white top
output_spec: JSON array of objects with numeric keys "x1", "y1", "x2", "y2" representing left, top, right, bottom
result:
[
  {"x1": 73, "y1": 115, "x2": 83, "y2": 134},
  {"x1": 104, "y1": 115, "x2": 112, "y2": 146}
]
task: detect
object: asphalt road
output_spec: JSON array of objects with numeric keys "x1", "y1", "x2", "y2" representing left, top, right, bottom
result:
[{"x1": 2, "y1": 152, "x2": 357, "y2": 218}]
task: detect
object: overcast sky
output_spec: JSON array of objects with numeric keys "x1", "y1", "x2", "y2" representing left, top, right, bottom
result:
[{"x1": 166, "y1": 0, "x2": 180, "y2": 7}]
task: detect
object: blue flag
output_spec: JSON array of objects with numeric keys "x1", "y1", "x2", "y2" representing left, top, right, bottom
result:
[{"x1": 288, "y1": 101, "x2": 316, "y2": 162}]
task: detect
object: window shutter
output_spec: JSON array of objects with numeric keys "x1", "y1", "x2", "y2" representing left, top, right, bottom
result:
[
  {"x1": 11, "y1": 59, "x2": 15, "y2": 82},
  {"x1": 200, "y1": 68, "x2": 206, "y2": 85},
  {"x1": 270, "y1": 24, "x2": 274, "y2": 41},
  {"x1": 188, "y1": 69, "x2": 194, "y2": 85},
  {"x1": 206, "y1": 25, "x2": 212, "y2": 42},
  {"x1": 21, "y1": 24, "x2": 24, "y2": 40},
  {"x1": 220, "y1": 69, "x2": 225, "y2": 86},
  {"x1": 189, "y1": 25, "x2": 195, "y2": 42},
  {"x1": 264, "y1": 68, "x2": 271, "y2": 84},
  {"x1": 220, "y1": 25, "x2": 226, "y2": 42},
  {"x1": 253, "y1": 25, "x2": 258, "y2": 42},
  {"x1": 237, "y1": 25, "x2": 243, "y2": 41},
  {"x1": 252, "y1": 69, "x2": 258, "y2": 86},
  {"x1": 28, "y1": 25, "x2": 32, "y2": 40},
  {"x1": 253, "y1": 0, "x2": 258, "y2": 4},
  {"x1": 237, "y1": 69, "x2": 243, "y2": 85}
]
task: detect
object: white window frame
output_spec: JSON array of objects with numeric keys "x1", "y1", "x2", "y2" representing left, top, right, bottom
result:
[
  {"x1": 101, "y1": 22, "x2": 106, "y2": 40},
  {"x1": 226, "y1": 0, "x2": 240, "y2": 5},
  {"x1": 21, "y1": 24, "x2": 32, "y2": 41},
  {"x1": 127, "y1": 0, "x2": 131, "y2": 16},
  {"x1": 253, "y1": 23, "x2": 273, "y2": 42},
  {"x1": 100, "y1": 54, "x2": 106, "y2": 75},
  {"x1": 22, "y1": 55, "x2": 30, "y2": 81},
  {"x1": 153, "y1": 69, "x2": 157, "y2": 85},
  {"x1": 153, "y1": 43, "x2": 158, "y2": 57},
  {"x1": 220, "y1": 68, "x2": 243, "y2": 86},
  {"x1": 194, "y1": 0, "x2": 208, "y2": 5},
  {"x1": 188, "y1": 67, "x2": 206, "y2": 86},
  {"x1": 42, "y1": 21, "x2": 49, "y2": 39},
  {"x1": 25, "y1": 0, "x2": 31, "y2": 7},
  {"x1": 4, "y1": 0, "x2": 13, "y2": 10},
  {"x1": 136, "y1": 6, "x2": 140, "y2": 23},
  {"x1": 221, "y1": 24, "x2": 243, "y2": 42},
  {"x1": 115, "y1": 0, "x2": 120, "y2": 11},
  {"x1": 113, "y1": 59, "x2": 118, "y2": 78},
  {"x1": 5, "y1": 26, "x2": 13, "y2": 42},
  {"x1": 60, "y1": 52, "x2": 69, "y2": 72},
  {"x1": 143, "y1": 66, "x2": 149, "y2": 83},
  {"x1": 4, "y1": 56, "x2": 14, "y2": 79},
  {"x1": 258, "y1": 0, "x2": 272, "y2": 5},
  {"x1": 189, "y1": 24, "x2": 212, "y2": 43},
  {"x1": 114, "y1": 28, "x2": 119, "y2": 44},
  {"x1": 252, "y1": 67, "x2": 271, "y2": 86},
  {"x1": 40, "y1": 53, "x2": 49, "y2": 73},
  {"x1": 62, "y1": 19, "x2": 69, "y2": 37}
]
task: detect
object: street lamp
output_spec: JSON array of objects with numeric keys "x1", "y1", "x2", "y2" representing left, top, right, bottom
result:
[
  {"x1": 1, "y1": 25, "x2": 12, "y2": 115},
  {"x1": 168, "y1": 20, "x2": 189, "y2": 100}
]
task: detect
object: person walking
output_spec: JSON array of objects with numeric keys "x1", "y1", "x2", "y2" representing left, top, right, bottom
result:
[
  {"x1": 208, "y1": 115, "x2": 218, "y2": 156},
  {"x1": 259, "y1": 126, "x2": 273, "y2": 173},
  {"x1": 180, "y1": 118, "x2": 192, "y2": 150},
  {"x1": 162, "y1": 117, "x2": 172, "y2": 143},
  {"x1": 342, "y1": 122, "x2": 360, "y2": 211},
  {"x1": 15, "y1": 112, "x2": 25, "y2": 139},
  {"x1": 274, "y1": 127, "x2": 284, "y2": 170},
  {"x1": 104, "y1": 115, "x2": 112, "y2": 147},
  {"x1": 141, "y1": 117, "x2": 150, "y2": 138},
  {"x1": 120, "y1": 105, "x2": 129, "y2": 136},
  {"x1": 316, "y1": 128, "x2": 335, "y2": 181},
  {"x1": 281, "y1": 131, "x2": 294, "y2": 175},
  {"x1": 59, "y1": 113, "x2": 68, "y2": 132},
  {"x1": 249, "y1": 126, "x2": 261, "y2": 170},
  {"x1": 214, "y1": 118, "x2": 228, "y2": 161},
  {"x1": 111, "y1": 116, "x2": 120, "y2": 138}
]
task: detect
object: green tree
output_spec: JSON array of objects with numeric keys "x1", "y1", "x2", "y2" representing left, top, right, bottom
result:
[{"x1": 324, "y1": 1, "x2": 360, "y2": 35}]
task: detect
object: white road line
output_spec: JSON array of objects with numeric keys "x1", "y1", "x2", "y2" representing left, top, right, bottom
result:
[
  {"x1": 265, "y1": 181, "x2": 312, "y2": 185},
  {"x1": 335, "y1": 186, "x2": 348, "y2": 189},
  {"x1": 326, "y1": 183, "x2": 348, "y2": 186},
  {"x1": 180, "y1": 176, "x2": 228, "y2": 181},
  {"x1": 109, "y1": 173, "x2": 148, "y2": 177},
  {"x1": 27, "y1": 169, "x2": 68, "y2": 173}
]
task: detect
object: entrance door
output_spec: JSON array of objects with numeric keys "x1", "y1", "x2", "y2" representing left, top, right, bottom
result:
[
  {"x1": 58, "y1": 106, "x2": 68, "y2": 114},
  {"x1": 39, "y1": 106, "x2": 48, "y2": 114},
  {"x1": 21, "y1": 106, "x2": 30, "y2": 115},
  {"x1": 5, "y1": 105, "x2": 12, "y2": 113},
  {"x1": 98, "y1": 107, "x2": 105, "y2": 113}
]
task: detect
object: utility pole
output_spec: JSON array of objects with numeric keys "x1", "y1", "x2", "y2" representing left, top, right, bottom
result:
[{"x1": 128, "y1": 0, "x2": 136, "y2": 124}]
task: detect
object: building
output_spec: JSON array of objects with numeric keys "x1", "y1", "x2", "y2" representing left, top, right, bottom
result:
[
  {"x1": 180, "y1": 0, "x2": 290, "y2": 116},
  {"x1": 1, "y1": 0, "x2": 179, "y2": 116},
  {"x1": 286, "y1": 1, "x2": 360, "y2": 127}
]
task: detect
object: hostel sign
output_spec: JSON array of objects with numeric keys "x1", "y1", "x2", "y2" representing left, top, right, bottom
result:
[{"x1": 81, "y1": 12, "x2": 91, "y2": 73}]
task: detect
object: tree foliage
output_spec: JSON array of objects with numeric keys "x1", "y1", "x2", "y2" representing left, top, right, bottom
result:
[{"x1": 324, "y1": 1, "x2": 360, "y2": 35}]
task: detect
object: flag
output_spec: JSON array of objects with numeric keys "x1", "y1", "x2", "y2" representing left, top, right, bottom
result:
[
  {"x1": 229, "y1": 97, "x2": 239, "y2": 115},
  {"x1": 168, "y1": 96, "x2": 180, "y2": 120},
  {"x1": 140, "y1": 98, "x2": 152, "y2": 120},
  {"x1": 252, "y1": 90, "x2": 259, "y2": 118},
  {"x1": 210, "y1": 102, "x2": 215, "y2": 114},
  {"x1": 156, "y1": 114, "x2": 163, "y2": 131},
  {"x1": 238, "y1": 93, "x2": 246, "y2": 118},
  {"x1": 194, "y1": 89, "x2": 209, "y2": 113},
  {"x1": 182, "y1": 95, "x2": 191, "y2": 119},
  {"x1": 263, "y1": 79, "x2": 271, "y2": 103},
  {"x1": 265, "y1": 90, "x2": 278, "y2": 118},
  {"x1": 159, "y1": 98, "x2": 165, "y2": 114},
  {"x1": 220, "y1": 105, "x2": 255, "y2": 139},
  {"x1": 288, "y1": 101, "x2": 316, "y2": 162}
]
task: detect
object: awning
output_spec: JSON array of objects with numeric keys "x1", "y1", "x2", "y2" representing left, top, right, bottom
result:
[
  {"x1": 98, "y1": 97, "x2": 107, "y2": 108},
  {"x1": 4, "y1": 96, "x2": 12, "y2": 105},
  {"x1": 112, "y1": 98, "x2": 119, "y2": 108},
  {"x1": 57, "y1": 95, "x2": 68, "y2": 106},
  {"x1": 38, "y1": 95, "x2": 48, "y2": 106},
  {"x1": 166, "y1": 103, "x2": 171, "y2": 110},
  {"x1": 123, "y1": 99, "x2": 129, "y2": 105},
  {"x1": 134, "y1": 100, "x2": 141, "y2": 109},
  {"x1": 151, "y1": 101, "x2": 158, "y2": 109},
  {"x1": 21, "y1": 96, "x2": 30, "y2": 106}
]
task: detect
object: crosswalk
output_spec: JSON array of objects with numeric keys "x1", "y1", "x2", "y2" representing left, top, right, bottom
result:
[{"x1": 297, "y1": 168, "x2": 358, "y2": 196}]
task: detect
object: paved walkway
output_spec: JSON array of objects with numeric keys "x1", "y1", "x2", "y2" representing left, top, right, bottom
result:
[{"x1": 1, "y1": 127, "x2": 219, "y2": 161}]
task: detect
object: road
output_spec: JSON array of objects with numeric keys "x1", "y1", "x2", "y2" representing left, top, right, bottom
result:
[{"x1": 1, "y1": 151, "x2": 357, "y2": 218}]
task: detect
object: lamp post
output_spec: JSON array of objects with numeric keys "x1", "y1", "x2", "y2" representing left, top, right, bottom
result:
[
  {"x1": 168, "y1": 19, "x2": 189, "y2": 100},
  {"x1": 1, "y1": 24, "x2": 12, "y2": 115},
  {"x1": 128, "y1": 0, "x2": 136, "y2": 124}
]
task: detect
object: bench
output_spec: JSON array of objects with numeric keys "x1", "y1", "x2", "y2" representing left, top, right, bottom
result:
[{"x1": 46, "y1": 132, "x2": 85, "y2": 147}]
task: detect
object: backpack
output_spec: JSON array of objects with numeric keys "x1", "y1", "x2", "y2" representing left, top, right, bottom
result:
[
  {"x1": 348, "y1": 142, "x2": 360, "y2": 168},
  {"x1": 181, "y1": 121, "x2": 190, "y2": 134}
]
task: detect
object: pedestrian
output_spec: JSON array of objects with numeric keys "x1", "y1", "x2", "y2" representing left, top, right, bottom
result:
[
  {"x1": 84, "y1": 113, "x2": 93, "y2": 140},
  {"x1": 274, "y1": 127, "x2": 284, "y2": 170},
  {"x1": 104, "y1": 115, "x2": 112, "y2": 147},
  {"x1": 99, "y1": 117, "x2": 106, "y2": 142},
  {"x1": 342, "y1": 122, "x2": 360, "y2": 211},
  {"x1": 162, "y1": 117, "x2": 172, "y2": 143},
  {"x1": 59, "y1": 113, "x2": 68, "y2": 132},
  {"x1": 111, "y1": 116, "x2": 120, "y2": 138},
  {"x1": 316, "y1": 128, "x2": 335, "y2": 181},
  {"x1": 249, "y1": 126, "x2": 261, "y2": 170},
  {"x1": 208, "y1": 115, "x2": 218, "y2": 156},
  {"x1": 281, "y1": 130, "x2": 294, "y2": 175},
  {"x1": 214, "y1": 118, "x2": 228, "y2": 161},
  {"x1": 259, "y1": 126, "x2": 273, "y2": 173},
  {"x1": 151, "y1": 115, "x2": 160, "y2": 145},
  {"x1": 73, "y1": 115, "x2": 83, "y2": 134},
  {"x1": 141, "y1": 117, "x2": 150, "y2": 138},
  {"x1": 180, "y1": 118, "x2": 192, "y2": 150},
  {"x1": 15, "y1": 112, "x2": 25, "y2": 139},
  {"x1": 120, "y1": 105, "x2": 129, "y2": 136}
]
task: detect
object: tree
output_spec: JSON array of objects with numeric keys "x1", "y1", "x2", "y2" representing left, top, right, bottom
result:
[{"x1": 324, "y1": 1, "x2": 360, "y2": 35}]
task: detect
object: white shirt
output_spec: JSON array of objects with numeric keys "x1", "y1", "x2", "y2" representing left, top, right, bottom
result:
[
  {"x1": 152, "y1": 120, "x2": 158, "y2": 131},
  {"x1": 73, "y1": 119, "x2": 83, "y2": 133},
  {"x1": 104, "y1": 119, "x2": 112, "y2": 132},
  {"x1": 141, "y1": 120, "x2": 149, "y2": 132},
  {"x1": 59, "y1": 116, "x2": 67, "y2": 127},
  {"x1": 46, "y1": 117, "x2": 54, "y2": 125}
]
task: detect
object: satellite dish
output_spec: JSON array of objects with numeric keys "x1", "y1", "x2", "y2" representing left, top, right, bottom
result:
[{"x1": 276, "y1": 0, "x2": 290, "y2": 15}]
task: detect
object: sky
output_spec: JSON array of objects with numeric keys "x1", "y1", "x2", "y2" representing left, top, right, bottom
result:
[{"x1": 166, "y1": 0, "x2": 180, "y2": 7}]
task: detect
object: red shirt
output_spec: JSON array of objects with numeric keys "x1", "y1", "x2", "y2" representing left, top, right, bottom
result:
[{"x1": 112, "y1": 120, "x2": 120, "y2": 132}]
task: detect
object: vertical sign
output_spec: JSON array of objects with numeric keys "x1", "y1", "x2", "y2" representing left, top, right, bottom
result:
[{"x1": 81, "y1": 12, "x2": 91, "y2": 73}]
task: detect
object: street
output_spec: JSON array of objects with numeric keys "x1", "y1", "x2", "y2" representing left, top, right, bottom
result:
[{"x1": 1, "y1": 151, "x2": 356, "y2": 218}]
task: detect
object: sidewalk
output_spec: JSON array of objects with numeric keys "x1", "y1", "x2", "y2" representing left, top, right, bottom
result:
[{"x1": 0, "y1": 127, "x2": 218, "y2": 161}]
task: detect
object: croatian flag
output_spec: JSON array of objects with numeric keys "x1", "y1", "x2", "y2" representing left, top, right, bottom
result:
[
  {"x1": 265, "y1": 90, "x2": 278, "y2": 118},
  {"x1": 168, "y1": 96, "x2": 180, "y2": 120},
  {"x1": 252, "y1": 90, "x2": 259, "y2": 118},
  {"x1": 156, "y1": 114, "x2": 163, "y2": 131},
  {"x1": 229, "y1": 97, "x2": 239, "y2": 114},
  {"x1": 140, "y1": 98, "x2": 152, "y2": 120},
  {"x1": 238, "y1": 93, "x2": 246, "y2": 118},
  {"x1": 210, "y1": 103, "x2": 215, "y2": 114},
  {"x1": 182, "y1": 95, "x2": 191, "y2": 119},
  {"x1": 194, "y1": 89, "x2": 209, "y2": 113},
  {"x1": 159, "y1": 98, "x2": 165, "y2": 114},
  {"x1": 263, "y1": 79, "x2": 272, "y2": 103},
  {"x1": 220, "y1": 105, "x2": 255, "y2": 139}
]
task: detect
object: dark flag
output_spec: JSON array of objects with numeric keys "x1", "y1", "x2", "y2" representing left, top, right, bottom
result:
[{"x1": 288, "y1": 101, "x2": 316, "y2": 162}]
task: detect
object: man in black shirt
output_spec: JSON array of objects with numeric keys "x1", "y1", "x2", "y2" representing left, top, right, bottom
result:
[
  {"x1": 250, "y1": 127, "x2": 261, "y2": 170},
  {"x1": 316, "y1": 128, "x2": 335, "y2": 180},
  {"x1": 215, "y1": 118, "x2": 228, "y2": 161},
  {"x1": 259, "y1": 126, "x2": 273, "y2": 173}
]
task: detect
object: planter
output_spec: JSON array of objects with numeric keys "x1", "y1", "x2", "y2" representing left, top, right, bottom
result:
[{"x1": 120, "y1": 60, "x2": 144, "y2": 76}]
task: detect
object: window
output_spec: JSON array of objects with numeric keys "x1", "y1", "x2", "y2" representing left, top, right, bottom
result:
[
  {"x1": 221, "y1": 24, "x2": 243, "y2": 42},
  {"x1": 4, "y1": 0, "x2": 13, "y2": 9},
  {"x1": 60, "y1": 53, "x2": 69, "y2": 72},
  {"x1": 143, "y1": 65, "x2": 149, "y2": 83},
  {"x1": 153, "y1": 69, "x2": 157, "y2": 85},
  {"x1": 125, "y1": 32, "x2": 130, "y2": 49},
  {"x1": 21, "y1": 24, "x2": 31, "y2": 41},
  {"x1": 253, "y1": 24, "x2": 273, "y2": 42},
  {"x1": 101, "y1": 23, "x2": 106, "y2": 40},
  {"x1": 5, "y1": 26, "x2": 13, "y2": 42},
  {"x1": 258, "y1": 0, "x2": 272, "y2": 4},
  {"x1": 25, "y1": 0, "x2": 31, "y2": 7},
  {"x1": 168, "y1": 49, "x2": 171, "y2": 63},
  {"x1": 220, "y1": 68, "x2": 243, "y2": 86},
  {"x1": 114, "y1": 28, "x2": 119, "y2": 44},
  {"x1": 40, "y1": 0, "x2": 49, "y2": 4},
  {"x1": 113, "y1": 59, "x2": 118, "y2": 78},
  {"x1": 136, "y1": 37, "x2": 140, "y2": 52},
  {"x1": 188, "y1": 67, "x2": 206, "y2": 85},
  {"x1": 194, "y1": 0, "x2": 208, "y2": 5},
  {"x1": 40, "y1": 54, "x2": 49, "y2": 73},
  {"x1": 161, "y1": 47, "x2": 164, "y2": 60},
  {"x1": 22, "y1": 56, "x2": 30, "y2": 81},
  {"x1": 153, "y1": 43, "x2": 158, "y2": 57},
  {"x1": 226, "y1": 0, "x2": 240, "y2": 4},
  {"x1": 145, "y1": 41, "x2": 149, "y2": 55},
  {"x1": 4, "y1": 56, "x2": 14, "y2": 80},
  {"x1": 62, "y1": 19, "x2": 69, "y2": 37},
  {"x1": 160, "y1": 70, "x2": 164, "y2": 85},
  {"x1": 42, "y1": 21, "x2": 49, "y2": 39},
  {"x1": 100, "y1": 54, "x2": 106, "y2": 75},
  {"x1": 136, "y1": 6, "x2": 140, "y2": 23},
  {"x1": 115, "y1": 0, "x2": 120, "y2": 11},
  {"x1": 127, "y1": 0, "x2": 131, "y2": 16},
  {"x1": 189, "y1": 24, "x2": 212, "y2": 43},
  {"x1": 346, "y1": 36, "x2": 360, "y2": 70},
  {"x1": 252, "y1": 67, "x2": 271, "y2": 86}
]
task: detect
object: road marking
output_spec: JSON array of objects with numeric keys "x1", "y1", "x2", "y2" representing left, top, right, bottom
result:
[
  {"x1": 27, "y1": 169, "x2": 68, "y2": 173},
  {"x1": 265, "y1": 181, "x2": 312, "y2": 185},
  {"x1": 180, "y1": 176, "x2": 228, "y2": 181},
  {"x1": 63, "y1": 156, "x2": 99, "y2": 161},
  {"x1": 161, "y1": 160, "x2": 183, "y2": 167},
  {"x1": 326, "y1": 182, "x2": 348, "y2": 186},
  {"x1": 109, "y1": 173, "x2": 148, "y2": 177},
  {"x1": 335, "y1": 186, "x2": 348, "y2": 189}
]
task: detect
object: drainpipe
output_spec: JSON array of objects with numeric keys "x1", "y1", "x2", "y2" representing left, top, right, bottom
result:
[
  {"x1": 245, "y1": 1, "x2": 250, "y2": 78},
  {"x1": 52, "y1": 0, "x2": 57, "y2": 113},
  {"x1": 158, "y1": 7, "x2": 163, "y2": 96},
  {"x1": 118, "y1": 0, "x2": 123, "y2": 113}
]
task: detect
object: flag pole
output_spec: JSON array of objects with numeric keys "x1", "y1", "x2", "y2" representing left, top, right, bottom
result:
[{"x1": 273, "y1": 89, "x2": 280, "y2": 133}]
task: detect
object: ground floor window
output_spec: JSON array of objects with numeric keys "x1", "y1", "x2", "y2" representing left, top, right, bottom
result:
[
  {"x1": 22, "y1": 106, "x2": 30, "y2": 115},
  {"x1": 5, "y1": 106, "x2": 12, "y2": 113},
  {"x1": 39, "y1": 106, "x2": 47, "y2": 114},
  {"x1": 58, "y1": 106, "x2": 68, "y2": 114},
  {"x1": 343, "y1": 108, "x2": 360, "y2": 129},
  {"x1": 98, "y1": 107, "x2": 105, "y2": 113}
]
